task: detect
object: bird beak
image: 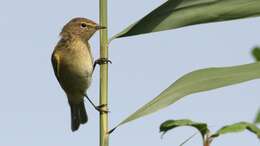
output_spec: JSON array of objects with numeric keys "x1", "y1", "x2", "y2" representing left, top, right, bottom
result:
[{"x1": 95, "y1": 25, "x2": 107, "y2": 30}]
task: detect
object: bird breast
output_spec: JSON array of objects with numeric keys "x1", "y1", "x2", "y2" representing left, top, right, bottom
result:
[
  {"x1": 56, "y1": 39, "x2": 93, "y2": 97},
  {"x1": 63, "y1": 40, "x2": 93, "y2": 76}
]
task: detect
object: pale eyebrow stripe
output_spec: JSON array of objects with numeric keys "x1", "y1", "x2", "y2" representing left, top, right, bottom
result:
[{"x1": 85, "y1": 23, "x2": 96, "y2": 27}]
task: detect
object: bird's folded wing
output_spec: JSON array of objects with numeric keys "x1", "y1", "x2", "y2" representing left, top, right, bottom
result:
[{"x1": 51, "y1": 51, "x2": 61, "y2": 80}]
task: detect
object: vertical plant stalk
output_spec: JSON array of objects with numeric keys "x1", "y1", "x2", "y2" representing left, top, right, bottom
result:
[
  {"x1": 203, "y1": 135, "x2": 212, "y2": 146},
  {"x1": 99, "y1": 1, "x2": 109, "y2": 146}
]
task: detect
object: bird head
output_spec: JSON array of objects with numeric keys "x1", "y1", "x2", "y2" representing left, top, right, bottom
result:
[{"x1": 60, "y1": 17, "x2": 106, "y2": 41}]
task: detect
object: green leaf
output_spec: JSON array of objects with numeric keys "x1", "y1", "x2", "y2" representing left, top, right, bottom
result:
[
  {"x1": 255, "y1": 109, "x2": 260, "y2": 124},
  {"x1": 211, "y1": 122, "x2": 260, "y2": 138},
  {"x1": 160, "y1": 119, "x2": 209, "y2": 137},
  {"x1": 110, "y1": 0, "x2": 260, "y2": 40},
  {"x1": 111, "y1": 62, "x2": 260, "y2": 131},
  {"x1": 252, "y1": 47, "x2": 260, "y2": 61}
]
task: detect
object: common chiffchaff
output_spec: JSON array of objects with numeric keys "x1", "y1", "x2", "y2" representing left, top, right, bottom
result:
[{"x1": 51, "y1": 17, "x2": 106, "y2": 131}]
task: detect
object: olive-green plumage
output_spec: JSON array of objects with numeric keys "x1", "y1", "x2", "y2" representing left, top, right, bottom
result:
[{"x1": 51, "y1": 17, "x2": 104, "y2": 131}]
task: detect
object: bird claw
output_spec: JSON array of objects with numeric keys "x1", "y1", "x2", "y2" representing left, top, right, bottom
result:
[
  {"x1": 95, "y1": 104, "x2": 110, "y2": 113},
  {"x1": 94, "y1": 58, "x2": 112, "y2": 65},
  {"x1": 93, "y1": 58, "x2": 112, "y2": 72}
]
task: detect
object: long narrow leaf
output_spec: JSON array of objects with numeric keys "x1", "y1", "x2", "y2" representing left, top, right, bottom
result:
[
  {"x1": 160, "y1": 119, "x2": 209, "y2": 137},
  {"x1": 111, "y1": 62, "x2": 260, "y2": 131},
  {"x1": 110, "y1": 0, "x2": 260, "y2": 40},
  {"x1": 255, "y1": 109, "x2": 260, "y2": 124},
  {"x1": 211, "y1": 122, "x2": 260, "y2": 138}
]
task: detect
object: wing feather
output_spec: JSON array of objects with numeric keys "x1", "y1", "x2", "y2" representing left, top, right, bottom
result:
[{"x1": 51, "y1": 51, "x2": 61, "y2": 81}]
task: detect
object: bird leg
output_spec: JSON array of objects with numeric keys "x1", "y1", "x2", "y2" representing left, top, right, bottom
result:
[
  {"x1": 84, "y1": 94, "x2": 109, "y2": 113},
  {"x1": 93, "y1": 58, "x2": 112, "y2": 72}
]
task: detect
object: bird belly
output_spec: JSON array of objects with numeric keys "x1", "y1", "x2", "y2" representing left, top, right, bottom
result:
[{"x1": 59, "y1": 52, "x2": 93, "y2": 103}]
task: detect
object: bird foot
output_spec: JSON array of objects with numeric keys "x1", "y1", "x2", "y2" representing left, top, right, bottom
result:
[
  {"x1": 93, "y1": 58, "x2": 112, "y2": 70},
  {"x1": 95, "y1": 58, "x2": 112, "y2": 65},
  {"x1": 95, "y1": 104, "x2": 109, "y2": 113}
]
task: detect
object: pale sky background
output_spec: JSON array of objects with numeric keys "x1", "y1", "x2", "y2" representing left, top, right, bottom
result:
[{"x1": 0, "y1": 0, "x2": 259, "y2": 146}]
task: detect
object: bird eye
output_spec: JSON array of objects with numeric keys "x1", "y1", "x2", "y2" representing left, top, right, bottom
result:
[{"x1": 80, "y1": 23, "x2": 88, "y2": 29}]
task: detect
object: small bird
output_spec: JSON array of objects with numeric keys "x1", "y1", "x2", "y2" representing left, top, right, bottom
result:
[{"x1": 51, "y1": 17, "x2": 109, "y2": 132}]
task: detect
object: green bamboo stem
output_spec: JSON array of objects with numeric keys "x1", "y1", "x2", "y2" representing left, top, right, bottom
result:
[{"x1": 99, "y1": 1, "x2": 109, "y2": 146}]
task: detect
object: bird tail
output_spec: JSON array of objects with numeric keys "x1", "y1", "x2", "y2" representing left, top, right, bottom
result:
[{"x1": 69, "y1": 101, "x2": 88, "y2": 132}]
